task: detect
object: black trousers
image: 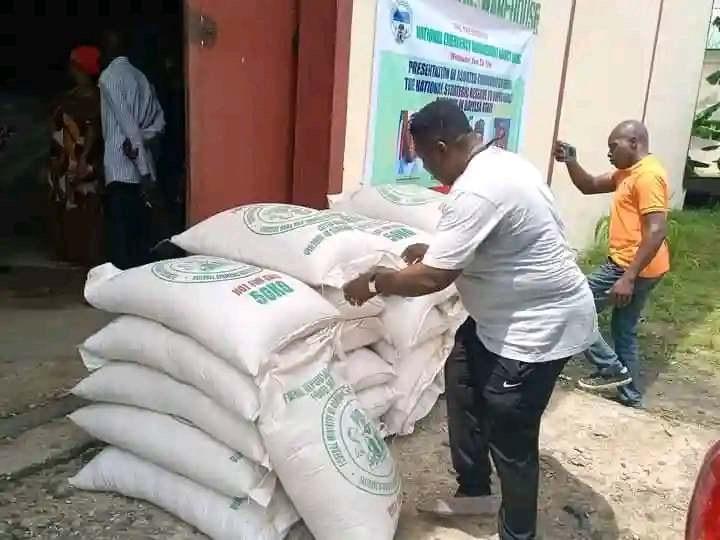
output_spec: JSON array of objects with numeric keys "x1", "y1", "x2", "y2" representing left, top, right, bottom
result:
[
  {"x1": 104, "y1": 182, "x2": 149, "y2": 270},
  {"x1": 445, "y1": 318, "x2": 567, "y2": 540},
  {"x1": 445, "y1": 318, "x2": 492, "y2": 496}
]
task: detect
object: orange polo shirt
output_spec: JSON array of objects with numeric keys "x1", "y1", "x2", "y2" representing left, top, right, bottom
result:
[{"x1": 608, "y1": 155, "x2": 670, "y2": 278}]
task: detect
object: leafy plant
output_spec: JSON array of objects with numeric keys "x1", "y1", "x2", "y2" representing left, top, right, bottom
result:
[
  {"x1": 585, "y1": 214, "x2": 686, "y2": 271},
  {"x1": 691, "y1": 17, "x2": 720, "y2": 140},
  {"x1": 692, "y1": 102, "x2": 720, "y2": 141},
  {"x1": 685, "y1": 43, "x2": 720, "y2": 180}
]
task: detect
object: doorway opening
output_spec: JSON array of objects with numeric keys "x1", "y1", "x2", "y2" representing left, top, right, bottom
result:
[{"x1": 0, "y1": 0, "x2": 186, "y2": 271}]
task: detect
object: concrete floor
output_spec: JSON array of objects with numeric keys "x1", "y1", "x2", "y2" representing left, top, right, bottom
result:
[{"x1": 0, "y1": 264, "x2": 113, "y2": 416}]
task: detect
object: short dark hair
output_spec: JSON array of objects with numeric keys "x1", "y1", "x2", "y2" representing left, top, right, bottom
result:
[
  {"x1": 102, "y1": 28, "x2": 129, "y2": 56},
  {"x1": 409, "y1": 99, "x2": 471, "y2": 143}
]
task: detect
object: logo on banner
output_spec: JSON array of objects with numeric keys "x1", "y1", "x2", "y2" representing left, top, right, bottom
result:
[{"x1": 390, "y1": 1, "x2": 413, "y2": 44}]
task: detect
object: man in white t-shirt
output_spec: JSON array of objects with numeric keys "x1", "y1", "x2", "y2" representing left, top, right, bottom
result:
[{"x1": 343, "y1": 100, "x2": 597, "y2": 540}]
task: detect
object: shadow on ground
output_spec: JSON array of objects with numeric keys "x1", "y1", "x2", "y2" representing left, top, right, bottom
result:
[
  {"x1": 394, "y1": 452, "x2": 619, "y2": 540},
  {"x1": 392, "y1": 396, "x2": 621, "y2": 540}
]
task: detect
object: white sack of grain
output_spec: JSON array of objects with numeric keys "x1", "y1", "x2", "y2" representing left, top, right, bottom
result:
[
  {"x1": 380, "y1": 291, "x2": 465, "y2": 350},
  {"x1": 172, "y1": 204, "x2": 415, "y2": 287},
  {"x1": 382, "y1": 333, "x2": 455, "y2": 436},
  {"x1": 318, "y1": 286, "x2": 384, "y2": 319},
  {"x1": 357, "y1": 385, "x2": 398, "y2": 420},
  {"x1": 258, "y1": 330, "x2": 401, "y2": 540},
  {"x1": 332, "y1": 348, "x2": 395, "y2": 392},
  {"x1": 71, "y1": 362, "x2": 268, "y2": 466},
  {"x1": 338, "y1": 318, "x2": 387, "y2": 352},
  {"x1": 84, "y1": 256, "x2": 338, "y2": 376},
  {"x1": 69, "y1": 404, "x2": 276, "y2": 505},
  {"x1": 328, "y1": 184, "x2": 445, "y2": 233},
  {"x1": 371, "y1": 340, "x2": 400, "y2": 365},
  {"x1": 384, "y1": 371, "x2": 446, "y2": 436},
  {"x1": 69, "y1": 447, "x2": 298, "y2": 540},
  {"x1": 79, "y1": 315, "x2": 259, "y2": 421}
]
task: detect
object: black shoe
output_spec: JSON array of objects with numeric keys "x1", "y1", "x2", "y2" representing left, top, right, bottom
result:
[
  {"x1": 613, "y1": 394, "x2": 644, "y2": 409},
  {"x1": 578, "y1": 371, "x2": 632, "y2": 391}
]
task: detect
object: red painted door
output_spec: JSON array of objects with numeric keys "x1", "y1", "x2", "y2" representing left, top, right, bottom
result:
[{"x1": 185, "y1": 0, "x2": 298, "y2": 223}]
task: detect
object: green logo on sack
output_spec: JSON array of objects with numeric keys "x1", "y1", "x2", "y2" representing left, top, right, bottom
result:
[
  {"x1": 151, "y1": 256, "x2": 262, "y2": 283},
  {"x1": 322, "y1": 385, "x2": 400, "y2": 496},
  {"x1": 241, "y1": 204, "x2": 331, "y2": 235},
  {"x1": 377, "y1": 185, "x2": 439, "y2": 206},
  {"x1": 229, "y1": 496, "x2": 248, "y2": 510}
]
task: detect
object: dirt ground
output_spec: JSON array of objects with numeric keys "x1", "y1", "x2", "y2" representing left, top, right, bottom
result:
[
  {"x1": 395, "y1": 390, "x2": 718, "y2": 540},
  {"x1": 1, "y1": 265, "x2": 719, "y2": 539},
  {"x1": 1, "y1": 387, "x2": 718, "y2": 540}
]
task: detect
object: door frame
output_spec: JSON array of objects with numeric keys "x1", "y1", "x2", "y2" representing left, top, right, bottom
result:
[
  {"x1": 292, "y1": 0, "x2": 353, "y2": 209},
  {"x1": 183, "y1": 0, "x2": 353, "y2": 222}
]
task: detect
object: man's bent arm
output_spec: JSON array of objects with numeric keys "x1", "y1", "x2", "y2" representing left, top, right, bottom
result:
[
  {"x1": 375, "y1": 264, "x2": 461, "y2": 297},
  {"x1": 100, "y1": 81, "x2": 151, "y2": 177},
  {"x1": 623, "y1": 212, "x2": 667, "y2": 280},
  {"x1": 565, "y1": 160, "x2": 616, "y2": 195}
]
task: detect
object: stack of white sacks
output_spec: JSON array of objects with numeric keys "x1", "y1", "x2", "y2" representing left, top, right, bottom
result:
[
  {"x1": 329, "y1": 184, "x2": 468, "y2": 435},
  {"x1": 67, "y1": 188, "x2": 465, "y2": 539}
]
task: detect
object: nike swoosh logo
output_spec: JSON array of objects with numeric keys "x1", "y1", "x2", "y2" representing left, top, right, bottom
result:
[{"x1": 503, "y1": 381, "x2": 522, "y2": 389}]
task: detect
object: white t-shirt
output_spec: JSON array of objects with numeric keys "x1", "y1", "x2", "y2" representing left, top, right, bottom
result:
[{"x1": 423, "y1": 148, "x2": 598, "y2": 363}]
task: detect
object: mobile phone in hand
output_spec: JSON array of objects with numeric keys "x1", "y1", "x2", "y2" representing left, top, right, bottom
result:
[{"x1": 557, "y1": 142, "x2": 577, "y2": 162}]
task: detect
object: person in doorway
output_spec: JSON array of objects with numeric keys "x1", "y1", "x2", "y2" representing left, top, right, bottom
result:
[
  {"x1": 48, "y1": 45, "x2": 104, "y2": 266},
  {"x1": 99, "y1": 29, "x2": 165, "y2": 270},
  {"x1": 554, "y1": 121, "x2": 669, "y2": 408},
  {"x1": 343, "y1": 99, "x2": 597, "y2": 540}
]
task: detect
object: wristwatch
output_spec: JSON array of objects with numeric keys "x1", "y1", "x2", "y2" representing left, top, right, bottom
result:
[{"x1": 368, "y1": 274, "x2": 378, "y2": 295}]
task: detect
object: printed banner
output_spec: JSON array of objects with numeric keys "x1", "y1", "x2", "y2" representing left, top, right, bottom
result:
[{"x1": 364, "y1": 0, "x2": 538, "y2": 186}]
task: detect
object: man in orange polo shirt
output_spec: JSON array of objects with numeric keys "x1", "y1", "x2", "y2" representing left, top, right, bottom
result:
[{"x1": 554, "y1": 120, "x2": 669, "y2": 407}]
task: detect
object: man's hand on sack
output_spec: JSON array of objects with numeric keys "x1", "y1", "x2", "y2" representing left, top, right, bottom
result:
[
  {"x1": 343, "y1": 272, "x2": 377, "y2": 307},
  {"x1": 343, "y1": 267, "x2": 396, "y2": 306}
]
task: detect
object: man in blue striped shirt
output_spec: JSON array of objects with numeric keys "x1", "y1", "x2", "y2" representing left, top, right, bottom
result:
[{"x1": 99, "y1": 29, "x2": 165, "y2": 269}]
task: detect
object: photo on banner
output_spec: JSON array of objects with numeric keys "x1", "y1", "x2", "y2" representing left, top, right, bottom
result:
[{"x1": 364, "y1": 0, "x2": 538, "y2": 186}]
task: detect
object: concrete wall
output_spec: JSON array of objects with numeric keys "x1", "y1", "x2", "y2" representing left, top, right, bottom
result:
[
  {"x1": 517, "y1": 0, "x2": 572, "y2": 178},
  {"x1": 342, "y1": 0, "x2": 377, "y2": 192},
  {"x1": 341, "y1": 0, "x2": 712, "y2": 248},
  {"x1": 550, "y1": 0, "x2": 661, "y2": 248},
  {"x1": 644, "y1": 0, "x2": 714, "y2": 207}
]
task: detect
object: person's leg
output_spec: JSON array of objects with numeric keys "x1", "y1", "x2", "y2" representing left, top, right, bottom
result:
[
  {"x1": 125, "y1": 184, "x2": 150, "y2": 268},
  {"x1": 104, "y1": 183, "x2": 132, "y2": 270},
  {"x1": 416, "y1": 322, "x2": 498, "y2": 517},
  {"x1": 580, "y1": 261, "x2": 632, "y2": 389},
  {"x1": 445, "y1": 318, "x2": 492, "y2": 497},
  {"x1": 611, "y1": 277, "x2": 660, "y2": 405},
  {"x1": 481, "y1": 352, "x2": 567, "y2": 540}
]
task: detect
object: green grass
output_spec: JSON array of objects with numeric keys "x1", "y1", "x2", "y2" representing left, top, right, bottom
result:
[{"x1": 581, "y1": 208, "x2": 720, "y2": 366}]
